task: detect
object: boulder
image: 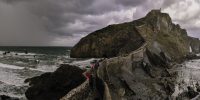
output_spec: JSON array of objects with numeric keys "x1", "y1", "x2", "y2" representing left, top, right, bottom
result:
[{"x1": 25, "y1": 64, "x2": 86, "y2": 100}]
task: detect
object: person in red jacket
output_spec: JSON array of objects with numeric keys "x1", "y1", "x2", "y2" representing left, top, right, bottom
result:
[
  {"x1": 85, "y1": 71, "x2": 91, "y2": 80},
  {"x1": 83, "y1": 71, "x2": 94, "y2": 90}
]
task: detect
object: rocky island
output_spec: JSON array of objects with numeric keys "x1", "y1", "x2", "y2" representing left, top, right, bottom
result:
[{"x1": 25, "y1": 9, "x2": 200, "y2": 100}]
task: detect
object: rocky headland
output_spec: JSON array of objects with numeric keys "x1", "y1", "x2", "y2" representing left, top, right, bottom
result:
[{"x1": 25, "y1": 9, "x2": 200, "y2": 100}]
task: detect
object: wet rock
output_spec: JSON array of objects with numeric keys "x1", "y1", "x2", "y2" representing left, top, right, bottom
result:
[
  {"x1": 176, "y1": 86, "x2": 199, "y2": 100},
  {"x1": 0, "y1": 95, "x2": 19, "y2": 100},
  {"x1": 196, "y1": 83, "x2": 200, "y2": 92},
  {"x1": 176, "y1": 92, "x2": 190, "y2": 100},
  {"x1": 187, "y1": 86, "x2": 199, "y2": 99},
  {"x1": 25, "y1": 64, "x2": 86, "y2": 100},
  {"x1": 186, "y1": 52, "x2": 200, "y2": 60}
]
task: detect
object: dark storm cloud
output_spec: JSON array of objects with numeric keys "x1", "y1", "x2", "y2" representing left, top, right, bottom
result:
[
  {"x1": 0, "y1": 0, "x2": 199, "y2": 46},
  {"x1": 1, "y1": 0, "x2": 144, "y2": 39}
]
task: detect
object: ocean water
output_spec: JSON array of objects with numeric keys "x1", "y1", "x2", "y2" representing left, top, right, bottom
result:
[{"x1": 0, "y1": 46, "x2": 92, "y2": 99}]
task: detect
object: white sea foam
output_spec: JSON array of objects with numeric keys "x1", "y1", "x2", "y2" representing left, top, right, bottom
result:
[
  {"x1": 0, "y1": 63, "x2": 57, "y2": 86},
  {"x1": 30, "y1": 65, "x2": 58, "y2": 72},
  {"x1": 0, "y1": 67, "x2": 24, "y2": 86},
  {"x1": 0, "y1": 62, "x2": 57, "y2": 72},
  {"x1": 172, "y1": 59, "x2": 200, "y2": 99},
  {"x1": 0, "y1": 63, "x2": 24, "y2": 70},
  {"x1": 15, "y1": 52, "x2": 39, "y2": 56},
  {"x1": 196, "y1": 53, "x2": 200, "y2": 56}
]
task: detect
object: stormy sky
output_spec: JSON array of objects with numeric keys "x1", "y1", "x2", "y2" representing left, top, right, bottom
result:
[{"x1": 0, "y1": 0, "x2": 199, "y2": 46}]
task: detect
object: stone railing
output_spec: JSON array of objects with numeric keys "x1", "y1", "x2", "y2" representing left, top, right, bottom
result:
[
  {"x1": 129, "y1": 42, "x2": 147, "y2": 61},
  {"x1": 60, "y1": 79, "x2": 90, "y2": 100}
]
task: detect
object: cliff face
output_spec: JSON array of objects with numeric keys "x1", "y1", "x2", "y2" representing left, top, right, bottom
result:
[
  {"x1": 70, "y1": 22, "x2": 145, "y2": 58},
  {"x1": 136, "y1": 10, "x2": 190, "y2": 61},
  {"x1": 70, "y1": 9, "x2": 197, "y2": 61}
]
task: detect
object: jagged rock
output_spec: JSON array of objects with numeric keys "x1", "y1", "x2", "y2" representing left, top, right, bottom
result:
[{"x1": 25, "y1": 64, "x2": 86, "y2": 100}]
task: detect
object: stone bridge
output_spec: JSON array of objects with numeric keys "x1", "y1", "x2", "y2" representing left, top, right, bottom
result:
[{"x1": 60, "y1": 42, "x2": 147, "y2": 100}]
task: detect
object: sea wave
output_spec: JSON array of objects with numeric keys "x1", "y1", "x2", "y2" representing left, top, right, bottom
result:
[
  {"x1": 0, "y1": 63, "x2": 24, "y2": 70},
  {"x1": 69, "y1": 58, "x2": 98, "y2": 68},
  {"x1": 0, "y1": 62, "x2": 57, "y2": 72}
]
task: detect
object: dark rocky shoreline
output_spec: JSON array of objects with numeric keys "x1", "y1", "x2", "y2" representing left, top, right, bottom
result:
[{"x1": 24, "y1": 64, "x2": 86, "y2": 100}]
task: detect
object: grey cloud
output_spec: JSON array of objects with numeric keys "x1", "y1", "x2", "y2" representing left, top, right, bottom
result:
[
  {"x1": 162, "y1": 0, "x2": 200, "y2": 38},
  {"x1": 162, "y1": 0, "x2": 179, "y2": 8},
  {"x1": 0, "y1": 0, "x2": 199, "y2": 46},
  {"x1": 2, "y1": 0, "x2": 146, "y2": 29},
  {"x1": 115, "y1": 0, "x2": 146, "y2": 7}
]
